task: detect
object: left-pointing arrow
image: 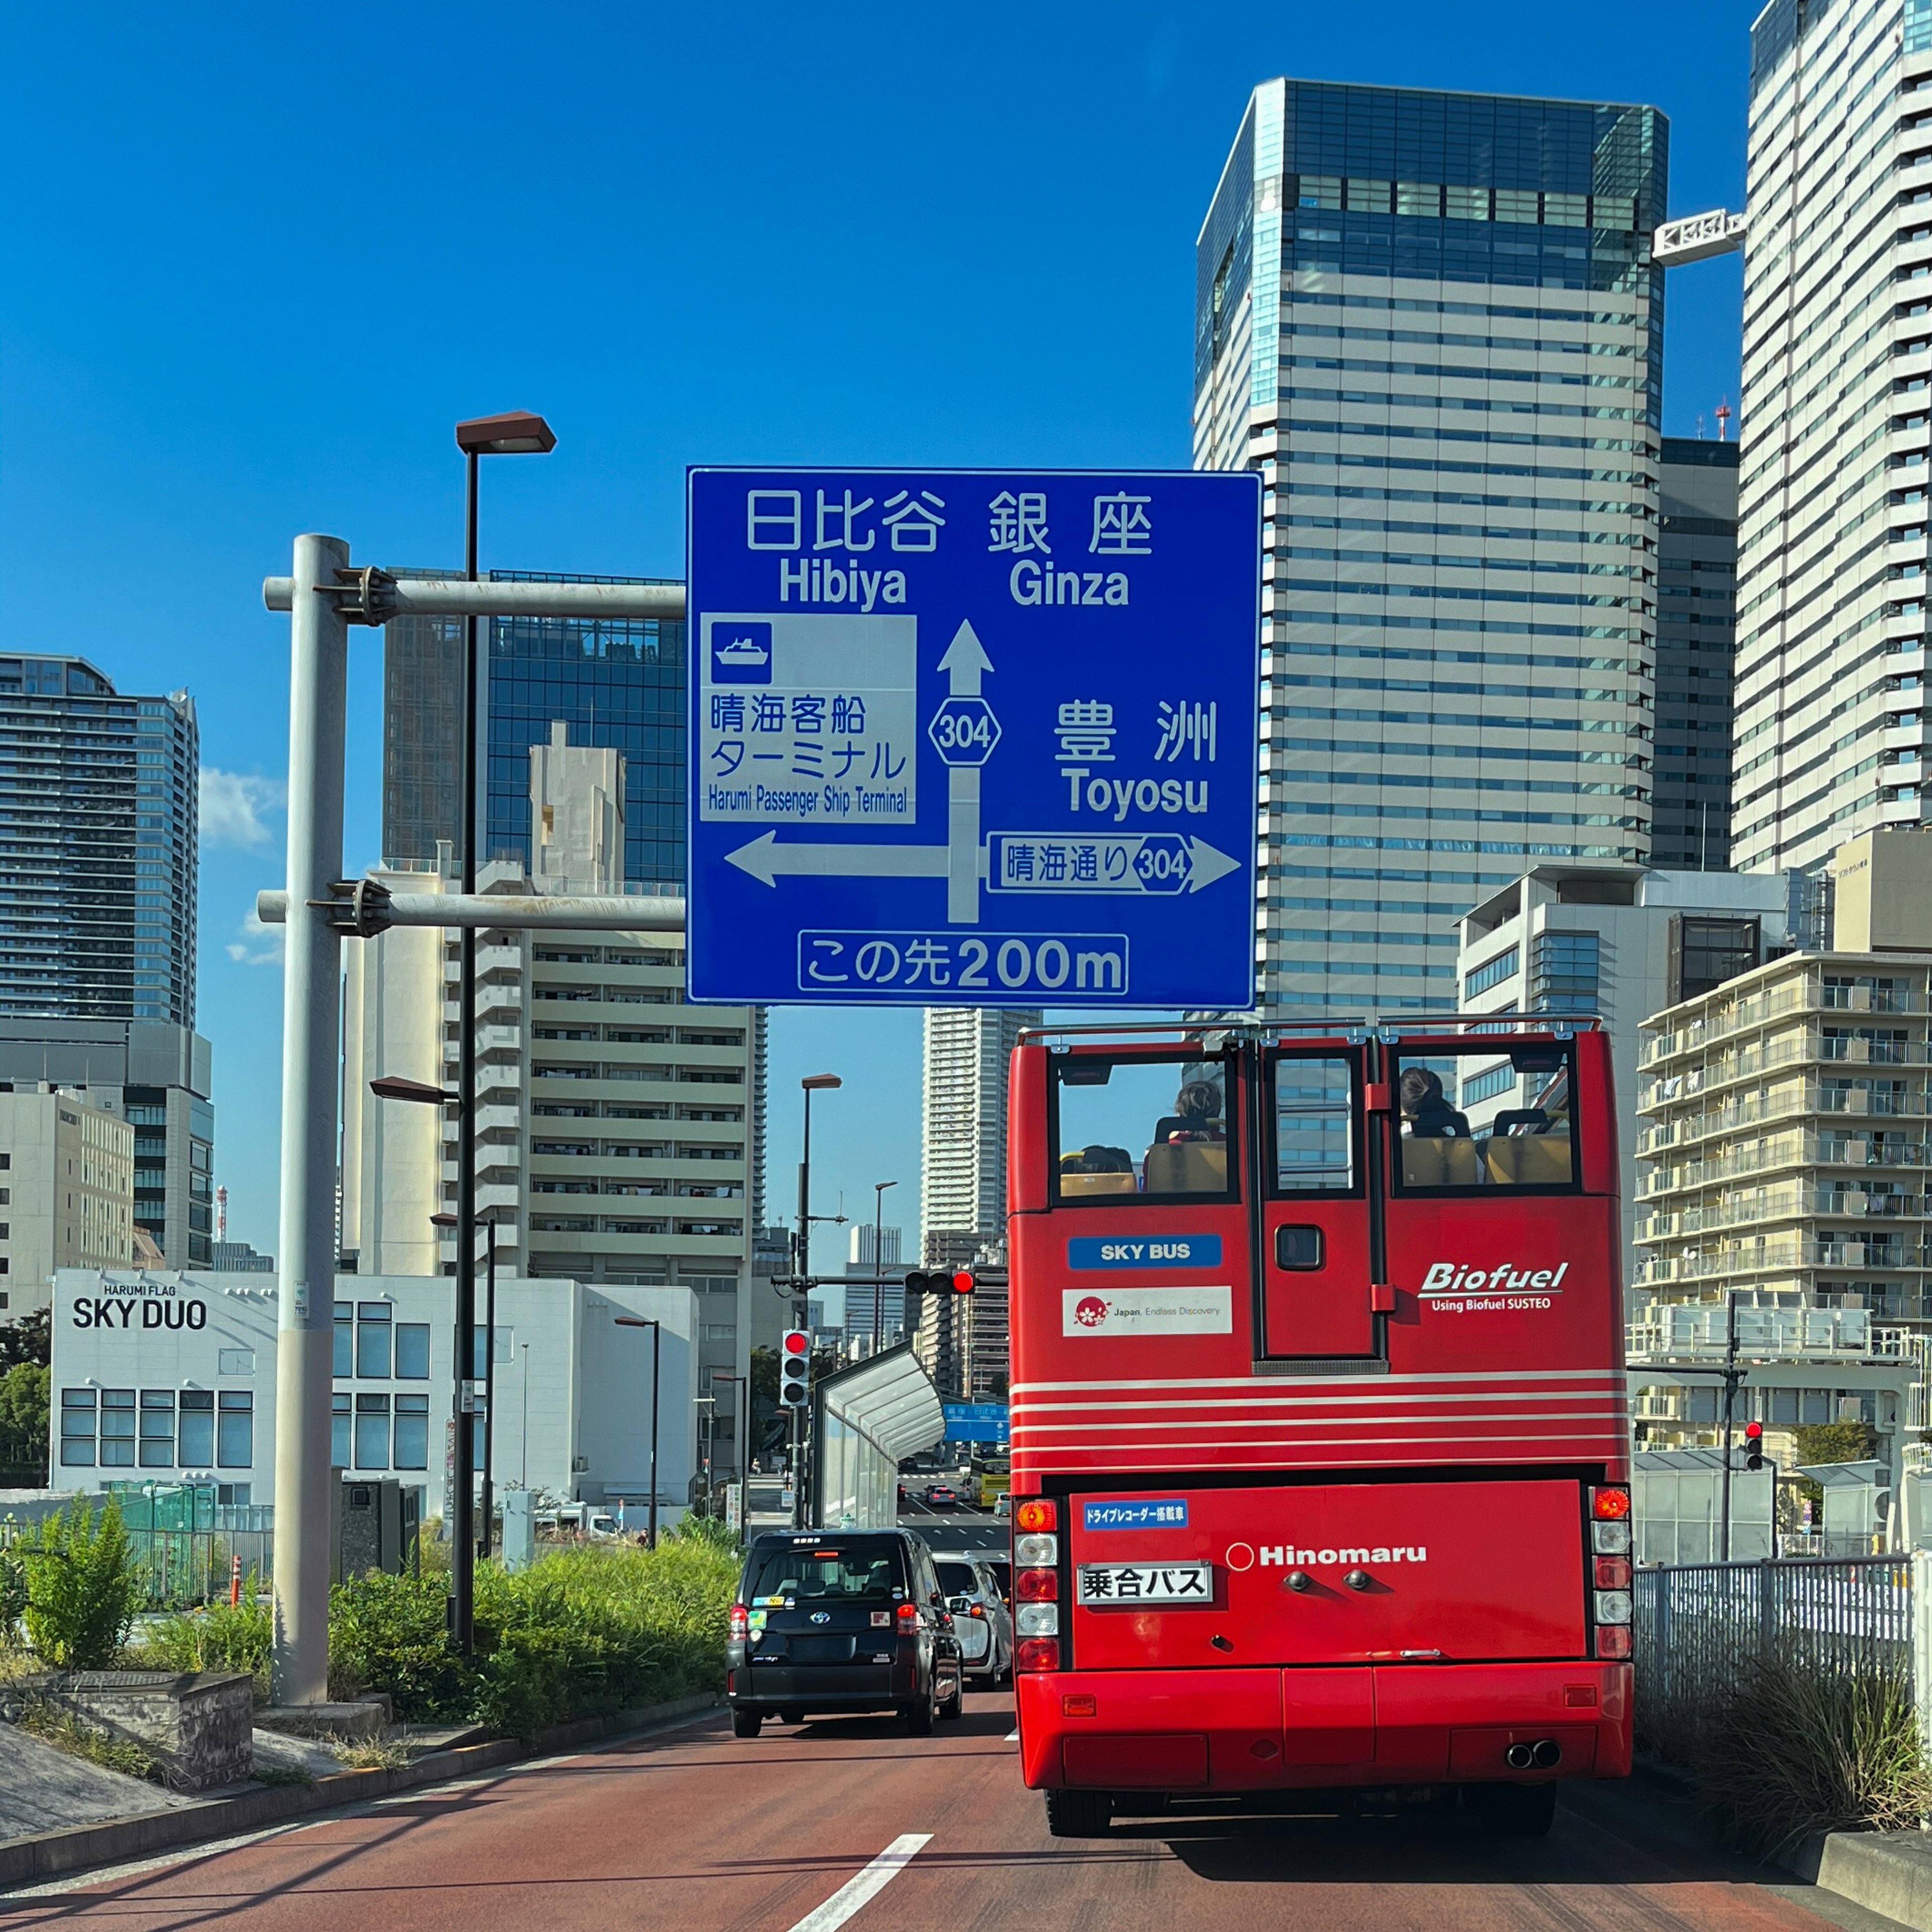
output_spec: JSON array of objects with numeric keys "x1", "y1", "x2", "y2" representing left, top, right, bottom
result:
[{"x1": 725, "y1": 831, "x2": 953, "y2": 888}]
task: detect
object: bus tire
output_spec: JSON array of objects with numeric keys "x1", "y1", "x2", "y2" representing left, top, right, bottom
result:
[
  {"x1": 1045, "y1": 1789, "x2": 1111, "y2": 1837},
  {"x1": 1467, "y1": 1783, "x2": 1556, "y2": 1837},
  {"x1": 731, "y1": 1708, "x2": 762, "y2": 1739}
]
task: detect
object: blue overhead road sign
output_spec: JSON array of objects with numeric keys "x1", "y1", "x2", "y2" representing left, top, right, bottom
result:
[{"x1": 685, "y1": 468, "x2": 1260, "y2": 1008}]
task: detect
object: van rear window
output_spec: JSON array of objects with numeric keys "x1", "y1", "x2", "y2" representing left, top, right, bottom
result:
[{"x1": 746, "y1": 1543, "x2": 907, "y2": 1603}]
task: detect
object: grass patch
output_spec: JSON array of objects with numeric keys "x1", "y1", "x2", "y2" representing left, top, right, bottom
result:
[
  {"x1": 15, "y1": 1699, "x2": 160, "y2": 1784},
  {"x1": 1696, "y1": 1656, "x2": 1932, "y2": 1858},
  {"x1": 254, "y1": 1766, "x2": 314, "y2": 1789},
  {"x1": 330, "y1": 1737, "x2": 413, "y2": 1771},
  {"x1": 128, "y1": 1592, "x2": 271, "y2": 1701}
]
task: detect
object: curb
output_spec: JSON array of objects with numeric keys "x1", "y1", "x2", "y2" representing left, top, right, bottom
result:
[
  {"x1": 1780, "y1": 1829, "x2": 1932, "y2": 1931},
  {"x1": 0, "y1": 1689, "x2": 720, "y2": 1890}
]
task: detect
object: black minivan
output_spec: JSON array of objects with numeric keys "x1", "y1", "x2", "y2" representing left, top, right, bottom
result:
[{"x1": 727, "y1": 1528, "x2": 964, "y2": 1736}]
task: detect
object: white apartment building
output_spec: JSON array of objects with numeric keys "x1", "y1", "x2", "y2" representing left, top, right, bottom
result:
[
  {"x1": 1194, "y1": 78, "x2": 1666, "y2": 1018},
  {"x1": 339, "y1": 726, "x2": 761, "y2": 1480},
  {"x1": 0, "y1": 1087, "x2": 133, "y2": 1316},
  {"x1": 1456, "y1": 861, "x2": 1795, "y2": 1270},
  {"x1": 920, "y1": 1007, "x2": 1036, "y2": 1267},
  {"x1": 1732, "y1": 0, "x2": 1932, "y2": 874}
]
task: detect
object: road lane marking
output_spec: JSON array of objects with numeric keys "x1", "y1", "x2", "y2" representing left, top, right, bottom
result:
[{"x1": 785, "y1": 1832, "x2": 932, "y2": 1931}]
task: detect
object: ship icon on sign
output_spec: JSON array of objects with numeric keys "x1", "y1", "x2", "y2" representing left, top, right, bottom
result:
[{"x1": 710, "y1": 620, "x2": 774, "y2": 684}]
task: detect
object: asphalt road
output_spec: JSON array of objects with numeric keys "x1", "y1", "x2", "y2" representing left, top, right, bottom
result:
[{"x1": 2, "y1": 1694, "x2": 1906, "y2": 1932}]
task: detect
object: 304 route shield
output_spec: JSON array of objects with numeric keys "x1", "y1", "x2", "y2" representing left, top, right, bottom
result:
[{"x1": 685, "y1": 467, "x2": 1261, "y2": 1008}]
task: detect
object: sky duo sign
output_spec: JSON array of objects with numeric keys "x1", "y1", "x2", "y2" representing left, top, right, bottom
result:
[{"x1": 685, "y1": 468, "x2": 1261, "y2": 1010}]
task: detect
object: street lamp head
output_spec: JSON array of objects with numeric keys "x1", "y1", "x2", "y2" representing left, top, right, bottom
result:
[
  {"x1": 455, "y1": 411, "x2": 556, "y2": 456},
  {"x1": 801, "y1": 1073, "x2": 843, "y2": 1092},
  {"x1": 370, "y1": 1075, "x2": 452, "y2": 1106},
  {"x1": 876, "y1": 1179, "x2": 899, "y2": 1194},
  {"x1": 430, "y1": 1213, "x2": 458, "y2": 1229}
]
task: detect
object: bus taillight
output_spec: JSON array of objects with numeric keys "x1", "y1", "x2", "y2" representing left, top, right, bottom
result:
[
  {"x1": 1016, "y1": 1567, "x2": 1058, "y2": 1601},
  {"x1": 1016, "y1": 1637, "x2": 1061, "y2": 1672},
  {"x1": 1016, "y1": 1499, "x2": 1058, "y2": 1534}
]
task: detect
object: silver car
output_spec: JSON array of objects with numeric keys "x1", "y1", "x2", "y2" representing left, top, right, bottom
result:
[{"x1": 936, "y1": 1555, "x2": 1012, "y2": 1685}]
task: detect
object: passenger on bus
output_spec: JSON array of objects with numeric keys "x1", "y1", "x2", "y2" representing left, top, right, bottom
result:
[
  {"x1": 1398, "y1": 1067, "x2": 1471, "y2": 1140},
  {"x1": 1153, "y1": 1080, "x2": 1224, "y2": 1146}
]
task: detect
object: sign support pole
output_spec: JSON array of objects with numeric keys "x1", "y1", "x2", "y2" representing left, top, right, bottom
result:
[{"x1": 272, "y1": 534, "x2": 350, "y2": 1707}]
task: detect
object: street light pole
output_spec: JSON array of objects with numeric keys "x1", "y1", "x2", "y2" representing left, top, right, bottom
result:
[
  {"x1": 450, "y1": 411, "x2": 555, "y2": 1652},
  {"x1": 479, "y1": 1217, "x2": 498, "y2": 1561},
  {"x1": 272, "y1": 532, "x2": 351, "y2": 1708},
  {"x1": 614, "y1": 1316, "x2": 661, "y2": 1548},
  {"x1": 794, "y1": 1075, "x2": 841, "y2": 1529},
  {"x1": 872, "y1": 1180, "x2": 898, "y2": 1356}
]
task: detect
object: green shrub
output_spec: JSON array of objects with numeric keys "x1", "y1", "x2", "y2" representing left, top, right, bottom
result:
[
  {"x1": 0, "y1": 1546, "x2": 27, "y2": 1643},
  {"x1": 1696, "y1": 1656, "x2": 1932, "y2": 1858},
  {"x1": 22, "y1": 1499, "x2": 143, "y2": 1668},
  {"x1": 134, "y1": 1592, "x2": 272, "y2": 1698},
  {"x1": 328, "y1": 1571, "x2": 473, "y2": 1719}
]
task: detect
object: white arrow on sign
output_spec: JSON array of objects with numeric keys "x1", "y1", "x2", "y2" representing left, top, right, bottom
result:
[
  {"x1": 724, "y1": 831, "x2": 953, "y2": 888},
  {"x1": 938, "y1": 620, "x2": 993, "y2": 922},
  {"x1": 1183, "y1": 839, "x2": 1242, "y2": 892}
]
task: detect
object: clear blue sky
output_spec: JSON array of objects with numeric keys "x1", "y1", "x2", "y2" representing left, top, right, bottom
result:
[{"x1": 0, "y1": 3, "x2": 1749, "y2": 1266}]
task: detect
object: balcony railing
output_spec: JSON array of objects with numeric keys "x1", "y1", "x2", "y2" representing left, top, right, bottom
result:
[{"x1": 1643, "y1": 976, "x2": 1931, "y2": 1064}]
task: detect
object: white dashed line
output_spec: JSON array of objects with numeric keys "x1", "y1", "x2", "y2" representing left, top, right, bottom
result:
[{"x1": 785, "y1": 1832, "x2": 932, "y2": 1931}]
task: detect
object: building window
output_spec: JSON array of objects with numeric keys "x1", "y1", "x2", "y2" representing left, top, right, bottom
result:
[
  {"x1": 334, "y1": 1301, "x2": 353, "y2": 1378},
  {"x1": 356, "y1": 1303, "x2": 392, "y2": 1378},
  {"x1": 394, "y1": 1394, "x2": 430, "y2": 1470},
  {"x1": 1464, "y1": 947, "x2": 1518, "y2": 1000},
  {"x1": 354, "y1": 1394, "x2": 390, "y2": 1470},
  {"x1": 179, "y1": 1389, "x2": 214, "y2": 1466},
  {"x1": 217, "y1": 1391, "x2": 254, "y2": 1468},
  {"x1": 395, "y1": 1324, "x2": 431, "y2": 1380},
  {"x1": 100, "y1": 1388, "x2": 135, "y2": 1467},
  {"x1": 1677, "y1": 916, "x2": 1759, "y2": 1002},
  {"x1": 332, "y1": 1393, "x2": 351, "y2": 1470},
  {"x1": 1530, "y1": 931, "x2": 1599, "y2": 1013},
  {"x1": 59, "y1": 1389, "x2": 97, "y2": 1467},
  {"x1": 139, "y1": 1390, "x2": 175, "y2": 1468},
  {"x1": 1460, "y1": 1062, "x2": 1518, "y2": 1107},
  {"x1": 217, "y1": 1348, "x2": 254, "y2": 1377}
]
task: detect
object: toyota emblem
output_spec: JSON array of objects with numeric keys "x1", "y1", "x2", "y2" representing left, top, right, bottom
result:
[{"x1": 810, "y1": 1611, "x2": 831, "y2": 1625}]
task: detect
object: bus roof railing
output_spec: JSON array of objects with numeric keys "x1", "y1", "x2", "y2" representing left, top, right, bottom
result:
[{"x1": 1017, "y1": 1012, "x2": 1603, "y2": 1048}]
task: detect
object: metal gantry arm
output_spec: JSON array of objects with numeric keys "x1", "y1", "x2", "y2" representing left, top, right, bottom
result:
[{"x1": 254, "y1": 884, "x2": 687, "y2": 938}]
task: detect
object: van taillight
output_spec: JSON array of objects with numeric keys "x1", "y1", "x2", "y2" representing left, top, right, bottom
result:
[
  {"x1": 1016, "y1": 1637, "x2": 1060, "y2": 1672},
  {"x1": 729, "y1": 1603, "x2": 748, "y2": 1641},
  {"x1": 896, "y1": 1602, "x2": 919, "y2": 1622}
]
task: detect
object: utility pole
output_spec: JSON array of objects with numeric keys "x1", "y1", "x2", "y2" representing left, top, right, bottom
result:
[{"x1": 272, "y1": 534, "x2": 350, "y2": 1707}]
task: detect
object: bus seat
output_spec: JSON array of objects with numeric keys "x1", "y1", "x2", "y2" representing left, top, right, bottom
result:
[
  {"x1": 1060, "y1": 1172, "x2": 1140, "y2": 1196},
  {"x1": 1401, "y1": 1137, "x2": 1479, "y2": 1187},
  {"x1": 1485, "y1": 1135, "x2": 1571, "y2": 1186},
  {"x1": 1143, "y1": 1143, "x2": 1228, "y2": 1192}
]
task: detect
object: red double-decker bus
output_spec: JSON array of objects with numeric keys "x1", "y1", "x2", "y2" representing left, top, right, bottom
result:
[{"x1": 1005, "y1": 1018, "x2": 1632, "y2": 1837}]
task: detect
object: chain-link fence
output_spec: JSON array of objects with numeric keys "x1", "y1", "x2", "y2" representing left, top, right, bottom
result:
[{"x1": 1635, "y1": 1554, "x2": 1912, "y2": 1761}]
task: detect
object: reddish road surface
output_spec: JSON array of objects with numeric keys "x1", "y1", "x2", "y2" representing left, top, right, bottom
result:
[{"x1": 0, "y1": 1695, "x2": 1894, "y2": 1931}]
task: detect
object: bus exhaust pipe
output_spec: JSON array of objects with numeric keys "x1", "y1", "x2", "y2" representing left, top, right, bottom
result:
[
  {"x1": 1531, "y1": 1739, "x2": 1562, "y2": 1769},
  {"x1": 1504, "y1": 1743, "x2": 1535, "y2": 1769}
]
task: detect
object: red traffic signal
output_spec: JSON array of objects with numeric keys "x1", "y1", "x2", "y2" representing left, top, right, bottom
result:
[
  {"x1": 903, "y1": 1269, "x2": 976, "y2": 1297},
  {"x1": 779, "y1": 1329, "x2": 811, "y2": 1408},
  {"x1": 781, "y1": 1330, "x2": 810, "y2": 1356},
  {"x1": 1744, "y1": 1420, "x2": 1766, "y2": 1472},
  {"x1": 951, "y1": 1271, "x2": 976, "y2": 1295}
]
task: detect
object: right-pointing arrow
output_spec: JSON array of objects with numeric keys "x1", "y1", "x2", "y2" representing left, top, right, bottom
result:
[{"x1": 1186, "y1": 839, "x2": 1242, "y2": 892}]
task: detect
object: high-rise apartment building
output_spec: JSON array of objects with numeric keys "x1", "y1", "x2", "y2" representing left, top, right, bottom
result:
[
  {"x1": 844, "y1": 1223, "x2": 906, "y2": 1352},
  {"x1": 342, "y1": 725, "x2": 761, "y2": 1478},
  {"x1": 920, "y1": 1008, "x2": 1036, "y2": 1268},
  {"x1": 1653, "y1": 439, "x2": 1740, "y2": 869},
  {"x1": 0, "y1": 655, "x2": 197, "y2": 1025},
  {"x1": 0, "y1": 1086, "x2": 133, "y2": 1315},
  {"x1": 1731, "y1": 0, "x2": 1932, "y2": 874},
  {"x1": 382, "y1": 572, "x2": 685, "y2": 889},
  {"x1": 1194, "y1": 82, "x2": 1666, "y2": 1015}
]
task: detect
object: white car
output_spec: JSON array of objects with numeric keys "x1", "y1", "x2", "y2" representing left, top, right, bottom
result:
[
  {"x1": 993, "y1": 1493, "x2": 1012, "y2": 1520},
  {"x1": 936, "y1": 1555, "x2": 1012, "y2": 1684}
]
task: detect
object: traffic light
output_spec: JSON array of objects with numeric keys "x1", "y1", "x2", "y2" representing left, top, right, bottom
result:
[
  {"x1": 904, "y1": 1270, "x2": 977, "y2": 1298},
  {"x1": 1743, "y1": 1420, "x2": 1765, "y2": 1471},
  {"x1": 779, "y1": 1330, "x2": 811, "y2": 1408}
]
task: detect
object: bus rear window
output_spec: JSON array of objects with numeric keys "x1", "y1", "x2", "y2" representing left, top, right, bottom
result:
[
  {"x1": 1050, "y1": 1052, "x2": 1238, "y2": 1202},
  {"x1": 1390, "y1": 1042, "x2": 1580, "y2": 1193}
]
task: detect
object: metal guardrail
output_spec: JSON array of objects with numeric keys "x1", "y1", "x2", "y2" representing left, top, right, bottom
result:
[{"x1": 1635, "y1": 1554, "x2": 1912, "y2": 1758}]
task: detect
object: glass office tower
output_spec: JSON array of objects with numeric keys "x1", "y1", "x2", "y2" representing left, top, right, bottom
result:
[
  {"x1": 0, "y1": 654, "x2": 198, "y2": 1025},
  {"x1": 382, "y1": 571, "x2": 686, "y2": 888},
  {"x1": 1194, "y1": 82, "x2": 1666, "y2": 1016}
]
